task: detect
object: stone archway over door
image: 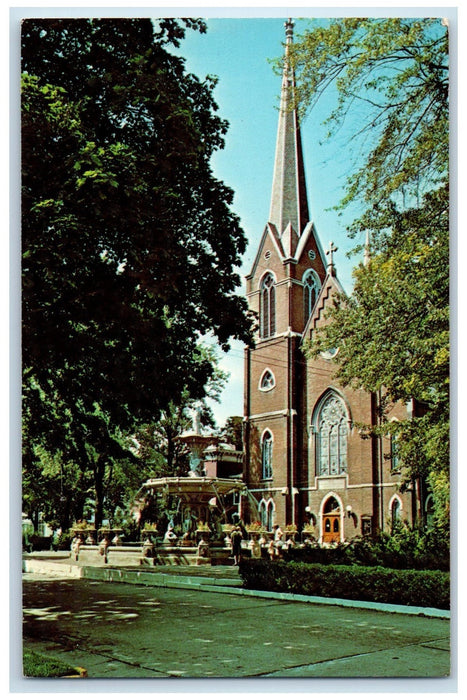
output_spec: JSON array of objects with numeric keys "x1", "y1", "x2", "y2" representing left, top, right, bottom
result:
[{"x1": 322, "y1": 496, "x2": 341, "y2": 544}]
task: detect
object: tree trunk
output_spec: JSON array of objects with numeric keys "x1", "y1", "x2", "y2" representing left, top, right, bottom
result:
[{"x1": 94, "y1": 459, "x2": 106, "y2": 531}]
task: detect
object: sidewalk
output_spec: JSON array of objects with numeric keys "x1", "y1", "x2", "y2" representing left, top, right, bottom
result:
[
  {"x1": 22, "y1": 553, "x2": 450, "y2": 619},
  {"x1": 21, "y1": 567, "x2": 452, "y2": 681}
]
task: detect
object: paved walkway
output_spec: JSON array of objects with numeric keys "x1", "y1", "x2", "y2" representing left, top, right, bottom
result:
[
  {"x1": 19, "y1": 555, "x2": 452, "y2": 686},
  {"x1": 22, "y1": 553, "x2": 450, "y2": 618},
  {"x1": 20, "y1": 554, "x2": 452, "y2": 692}
]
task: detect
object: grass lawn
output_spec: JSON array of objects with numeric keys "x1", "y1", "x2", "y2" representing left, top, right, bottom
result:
[{"x1": 23, "y1": 648, "x2": 86, "y2": 678}]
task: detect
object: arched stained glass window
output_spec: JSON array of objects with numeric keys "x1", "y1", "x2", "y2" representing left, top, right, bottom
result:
[
  {"x1": 303, "y1": 270, "x2": 320, "y2": 322},
  {"x1": 262, "y1": 430, "x2": 273, "y2": 480},
  {"x1": 260, "y1": 273, "x2": 276, "y2": 338},
  {"x1": 315, "y1": 393, "x2": 348, "y2": 476}
]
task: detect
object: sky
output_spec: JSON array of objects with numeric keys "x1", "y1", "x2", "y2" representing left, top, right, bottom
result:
[{"x1": 168, "y1": 16, "x2": 376, "y2": 427}]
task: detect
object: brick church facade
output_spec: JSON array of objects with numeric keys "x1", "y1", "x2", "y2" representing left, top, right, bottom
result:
[{"x1": 242, "y1": 20, "x2": 428, "y2": 543}]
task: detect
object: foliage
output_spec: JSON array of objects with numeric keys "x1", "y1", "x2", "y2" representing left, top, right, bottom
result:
[
  {"x1": 239, "y1": 559, "x2": 450, "y2": 609},
  {"x1": 306, "y1": 188, "x2": 449, "y2": 527},
  {"x1": 288, "y1": 523, "x2": 450, "y2": 571},
  {"x1": 219, "y1": 415, "x2": 243, "y2": 450},
  {"x1": 289, "y1": 17, "x2": 448, "y2": 219},
  {"x1": 291, "y1": 18, "x2": 449, "y2": 536},
  {"x1": 21, "y1": 18, "x2": 253, "y2": 530},
  {"x1": 132, "y1": 345, "x2": 228, "y2": 477},
  {"x1": 23, "y1": 649, "x2": 82, "y2": 678}
]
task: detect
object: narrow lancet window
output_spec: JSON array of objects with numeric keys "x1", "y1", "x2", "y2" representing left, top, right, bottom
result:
[
  {"x1": 262, "y1": 430, "x2": 273, "y2": 480},
  {"x1": 260, "y1": 273, "x2": 276, "y2": 338},
  {"x1": 303, "y1": 269, "x2": 320, "y2": 322}
]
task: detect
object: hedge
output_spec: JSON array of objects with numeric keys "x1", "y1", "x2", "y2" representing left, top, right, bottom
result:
[
  {"x1": 282, "y1": 537, "x2": 450, "y2": 571},
  {"x1": 238, "y1": 559, "x2": 450, "y2": 610}
]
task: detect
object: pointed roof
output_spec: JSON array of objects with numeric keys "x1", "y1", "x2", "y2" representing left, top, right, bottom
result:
[
  {"x1": 302, "y1": 270, "x2": 347, "y2": 340},
  {"x1": 269, "y1": 19, "x2": 310, "y2": 237}
]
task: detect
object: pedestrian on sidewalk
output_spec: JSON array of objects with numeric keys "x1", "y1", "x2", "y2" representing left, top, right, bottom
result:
[{"x1": 231, "y1": 525, "x2": 243, "y2": 566}]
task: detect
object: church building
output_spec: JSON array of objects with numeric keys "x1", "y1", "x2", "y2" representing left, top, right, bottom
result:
[{"x1": 242, "y1": 20, "x2": 427, "y2": 543}]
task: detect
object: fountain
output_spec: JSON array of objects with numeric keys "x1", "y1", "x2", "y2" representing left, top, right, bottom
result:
[{"x1": 134, "y1": 406, "x2": 252, "y2": 565}]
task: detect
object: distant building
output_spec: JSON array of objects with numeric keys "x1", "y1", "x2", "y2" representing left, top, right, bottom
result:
[
  {"x1": 204, "y1": 443, "x2": 243, "y2": 481},
  {"x1": 242, "y1": 20, "x2": 430, "y2": 542}
]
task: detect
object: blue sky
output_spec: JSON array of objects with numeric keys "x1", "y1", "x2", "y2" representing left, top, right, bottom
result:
[{"x1": 171, "y1": 17, "x2": 365, "y2": 426}]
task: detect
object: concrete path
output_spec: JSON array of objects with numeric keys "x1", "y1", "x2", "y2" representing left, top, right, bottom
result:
[{"x1": 22, "y1": 569, "x2": 450, "y2": 680}]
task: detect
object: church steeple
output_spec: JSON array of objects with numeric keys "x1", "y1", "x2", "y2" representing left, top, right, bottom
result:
[{"x1": 269, "y1": 19, "x2": 310, "y2": 237}]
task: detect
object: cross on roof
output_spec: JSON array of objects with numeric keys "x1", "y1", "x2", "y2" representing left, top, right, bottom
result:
[{"x1": 326, "y1": 241, "x2": 338, "y2": 268}]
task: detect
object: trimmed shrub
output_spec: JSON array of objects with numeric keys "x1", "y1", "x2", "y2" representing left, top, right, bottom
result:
[
  {"x1": 285, "y1": 529, "x2": 450, "y2": 571},
  {"x1": 238, "y1": 559, "x2": 450, "y2": 609},
  {"x1": 28, "y1": 535, "x2": 53, "y2": 551}
]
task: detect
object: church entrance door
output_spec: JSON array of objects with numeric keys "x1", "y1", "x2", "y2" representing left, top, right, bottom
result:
[
  {"x1": 322, "y1": 511, "x2": 340, "y2": 543},
  {"x1": 322, "y1": 496, "x2": 341, "y2": 544}
]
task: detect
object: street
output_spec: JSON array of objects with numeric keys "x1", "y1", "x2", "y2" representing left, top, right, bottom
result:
[{"x1": 22, "y1": 572, "x2": 451, "y2": 679}]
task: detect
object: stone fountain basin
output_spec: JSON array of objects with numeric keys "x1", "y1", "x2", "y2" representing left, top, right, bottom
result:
[{"x1": 142, "y1": 476, "x2": 245, "y2": 498}]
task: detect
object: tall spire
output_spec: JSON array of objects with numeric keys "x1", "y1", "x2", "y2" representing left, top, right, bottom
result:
[{"x1": 269, "y1": 18, "x2": 310, "y2": 237}]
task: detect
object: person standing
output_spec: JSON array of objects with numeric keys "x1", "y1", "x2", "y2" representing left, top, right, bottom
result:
[{"x1": 230, "y1": 525, "x2": 243, "y2": 566}]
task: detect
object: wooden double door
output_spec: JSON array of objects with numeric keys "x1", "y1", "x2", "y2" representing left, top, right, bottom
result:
[{"x1": 322, "y1": 510, "x2": 340, "y2": 543}]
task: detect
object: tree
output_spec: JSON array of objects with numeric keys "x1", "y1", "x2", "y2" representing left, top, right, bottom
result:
[
  {"x1": 289, "y1": 17, "x2": 448, "y2": 227},
  {"x1": 219, "y1": 416, "x2": 244, "y2": 451},
  {"x1": 21, "y1": 18, "x2": 253, "y2": 529},
  {"x1": 291, "y1": 18, "x2": 449, "y2": 535},
  {"x1": 309, "y1": 188, "x2": 449, "y2": 526}
]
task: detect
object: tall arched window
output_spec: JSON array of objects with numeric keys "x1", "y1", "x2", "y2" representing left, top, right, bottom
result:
[
  {"x1": 260, "y1": 273, "x2": 276, "y2": 338},
  {"x1": 390, "y1": 435, "x2": 400, "y2": 472},
  {"x1": 315, "y1": 393, "x2": 348, "y2": 476},
  {"x1": 261, "y1": 430, "x2": 273, "y2": 480},
  {"x1": 390, "y1": 497, "x2": 402, "y2": 531},
  {"x1": 259, "y1": 498, "x2": 275, "y2": 531},
  {"x1": 303, "y1": 270, "x2": 320, "y2": 322}
]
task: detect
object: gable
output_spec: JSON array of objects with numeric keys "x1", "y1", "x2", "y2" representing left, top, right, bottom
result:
[
  {"x1": 302, "y1": 272, "x2": 346, "y2": 340},
  {"x1": 294, "y1": 222, "x2": 327, "y2": 274},
  {"x1": 246, "y1": 223, "x2": 285, "y2": 285}
]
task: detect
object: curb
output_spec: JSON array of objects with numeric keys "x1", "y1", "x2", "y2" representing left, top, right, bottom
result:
[{"x1": 23, "y1": 558, "x2": 450, "y2": 620}]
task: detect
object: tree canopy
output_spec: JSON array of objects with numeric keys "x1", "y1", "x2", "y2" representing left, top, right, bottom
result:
[
  {"x1": 292, "y1": 18, "x2": 450, "y2": 534},
  {"x1": 21, "y1": 18, "x2": 253, "y2": 529},
  {"x1": 289, "y1": 17, "x2": 448, "y2": 228}
]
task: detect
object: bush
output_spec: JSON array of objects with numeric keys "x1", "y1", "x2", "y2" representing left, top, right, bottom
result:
[
  {"x1": 56, "y1": 533, "x2": 72, "y2": 551},
  {"x1": 28, "y1": 535, "x2": 52, "y2": 551},
  {"x1": 285, "y1": 526, "x2": 450, "y2": 571},
  {"x1": 238, "y1": 559, "x2": 450, "y2": 609}
]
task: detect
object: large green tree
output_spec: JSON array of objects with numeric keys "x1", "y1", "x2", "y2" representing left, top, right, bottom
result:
[
  {"x1": 289, "y1": 17, "x2": 448, "y2": 222},
  {"x1": 21, "y1": 18, "x2": 253, "y2": 529},
  {"x1": 290, "y1": 18, "x2": 449, "y2": 534}
]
